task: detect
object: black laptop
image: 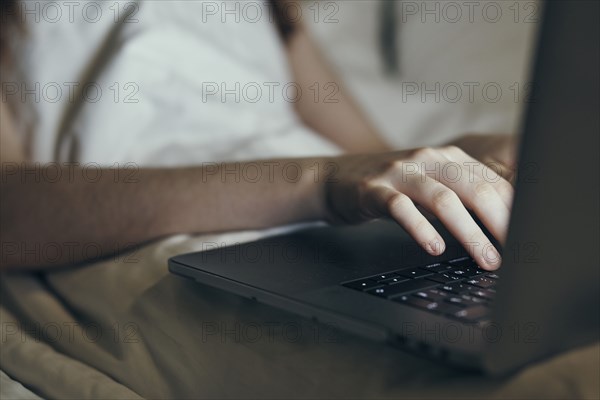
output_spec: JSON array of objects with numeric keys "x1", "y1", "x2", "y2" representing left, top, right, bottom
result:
[{"x1": 169, "y1": 0, "x2": 599, "y2": 375}]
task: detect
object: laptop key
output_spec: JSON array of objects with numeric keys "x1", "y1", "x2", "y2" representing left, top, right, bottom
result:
[
  {"x1": 367, "y1": 279, "x2": 438, "y2": 298},
  {"x1": 452, "y1": 305, "x2": 491, "y2": 323},
  {"x1": 367, "y1": 287, "x2": 388, "y2": 297},
  {"x1": 465, "y1": 277, "x2": 496, "y2": 289},
  {"x1": 343, "y1": 260, "x2": 497, "y2": 305},
  {"x1": 414, "y1": 289, "x2": 448, "y2": 302},
  {"x1": 379, "y1": 276, "x2": 409, "y2": 285},
  {"x1": 469, "y1": 288, "x2": 496, "y2": 301},
  {"x1": 452, "y1": 267, "x2": 484, "y2": 278},
  {"x1": 445, "y1": 296, "x2": 469, "y2": 307},
  {"x1": 427, "y1": 273, "x2": 462, "y2": 284},
  {"x1": 397, "y1": 268, "x2": 434, "y2": 279},
  {"x1": 366, "y1": 273, "x2": 398, "y2": 282},
  {"x1": 446, "y1": 257, "x2": 477, "y2": 268},
  {"x1": 343, "y1": 279, "x2": 382, "y2": 291},
  {"x1": 420, "y1": 263, "x2": 453, "y2": 273},
  {"x1": 394, "y1": 295, "x2": 440, "y2": 311},
  {"x1": 440, "y1": 282, "x2": 476, "y2": 295},
  {"x1": 396, "y1": 295, "x2": 464, "y2": 316},
  {"x1": 460, "y1": 294, "x2": 486, "y2": 305},
  {"x1": 433, "y1": 302, "x2": 465, "y2": 316}
]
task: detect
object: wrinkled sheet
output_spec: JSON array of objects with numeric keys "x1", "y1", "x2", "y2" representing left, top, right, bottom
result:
[
  {"x1": 1, "y1": 370, "x2": 43, "y2": 400},
  {"x1": 1, "y1": 235, "x2": 599, "y2": 399}
]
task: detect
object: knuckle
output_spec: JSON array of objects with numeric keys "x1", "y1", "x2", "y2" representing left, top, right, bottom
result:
[
  {"x1": 410, "y1": 147, "x2": 438, "y2": 160},
  {"x1": 387, "y1": 193, "x2": 412, "y2": 212},
  {"x1": 482, "y1": 162, "x2": 501, "y2": 176},
  {"x1": 473, "y1": 180, "x2": 496, "y2": 199},
  {"x1": 431, "y1": 189, "x2": 459, "y2": 210},
  {"x1": 443, "y1": 145, "x2": 466, "y2": 157},
  {"x1": 499, "y1": 179, "x2": 515, "y2": 195},
  {"x1": 381, "y1": 159, "x2": 403, "y2": 173},
  {"x1": 357, "y1": 177, "x2": 374, "y2": 192}
]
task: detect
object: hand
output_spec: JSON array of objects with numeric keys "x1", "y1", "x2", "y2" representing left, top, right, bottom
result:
[
  {"x1": 447, "y1": 134, "x2": 518, "y2": 181},
  {"x1": 324, "y1": 146, "x2": 514, "y2": 270}
]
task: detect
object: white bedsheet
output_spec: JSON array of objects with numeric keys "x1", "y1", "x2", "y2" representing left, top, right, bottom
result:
[
  {"x1": 303, "y1": 0, "x2": 539, "y2": 148},
  {"x1": 29, "y1": 0, "x2": 341, "y2": 165},
  {"x1": 20, "y1": 1, "x2": 539, "y2": 165}
]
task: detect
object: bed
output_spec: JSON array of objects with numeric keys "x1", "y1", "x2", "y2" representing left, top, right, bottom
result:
[{"x1": 1, "y1": 1, "x2": 598, "y2": 398}]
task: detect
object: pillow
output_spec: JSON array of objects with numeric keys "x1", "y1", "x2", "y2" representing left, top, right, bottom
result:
[{"x1": 304, "y1": 0, "x2": 540, "y2": 148}]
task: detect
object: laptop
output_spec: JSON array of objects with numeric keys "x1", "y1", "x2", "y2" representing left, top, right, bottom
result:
[{"x1": 169, "y1": 0, "x2": 599, "y2": 375}]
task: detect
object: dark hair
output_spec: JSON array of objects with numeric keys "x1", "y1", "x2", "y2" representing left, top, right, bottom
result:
[
  {"x1": 269, "y1": 0, "x2": 297, "y2": 42},
  {"x1": 1, "y1": 0, "x2": 19, "y2": 67},
  {"x1": 269, "y1": 1, "x2": 398, "y2": 73},
  {"x1": 379, "y1": 1, "x2": 399, "y2": 73},
  {"x1": 1, "y1": 0, "x2": 30, "y2": 145}
]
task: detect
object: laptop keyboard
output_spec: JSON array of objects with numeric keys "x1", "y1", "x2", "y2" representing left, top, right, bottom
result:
[{"x1": 341, "y1": 257, "x2": 498, "y2": 324}]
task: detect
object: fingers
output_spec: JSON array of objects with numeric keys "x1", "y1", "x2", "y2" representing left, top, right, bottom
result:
[
  {"x1": 461, "y1": 175, "x2": 510, "y2": 243},
  {"x1": 348, "y1": 145, "x2": 512, "y2": 269},
  {"x1": 483, "y1": 157, "x2": 516, "y2": 185},
  {"x1": 365, "y1": 185, "x2": 446, "y2": 256},
  {"x1": 439, "y1": 147, "x2": 513, "y2": 243},
  {"x1": 445, "y1": 133, "x2": 517, "y2": 183},
  {"x1": 402, "y1": 175, "x2": 502, "y2": 270},
  {"x1": 414, "y1": 146, "x2": 512, "y2": 243},
  {"x1": 426, "y1": 149, "x2": 511, "y2": 243},
  {"x1": 438, "y1": 145, "x2": 514, "y2": 211}
]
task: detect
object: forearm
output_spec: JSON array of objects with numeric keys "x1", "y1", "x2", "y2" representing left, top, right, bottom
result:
[
  {"x1": 286, "y1": 22, "x2": 390, "y2": 153},
  {"x1": 0, "y1": 159, "x2": 329, "y2": 270}
]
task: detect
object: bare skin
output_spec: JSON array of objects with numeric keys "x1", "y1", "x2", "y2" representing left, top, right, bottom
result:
[
  {"x1": 447, "y1": 133, "x2": 518, "y2": 181},
  {"x1": 0, "y1": 23, "x2": 515, "y2": 272},
  {"x1": 287, "y1": 22, "x2": 390, "y2": 153}
]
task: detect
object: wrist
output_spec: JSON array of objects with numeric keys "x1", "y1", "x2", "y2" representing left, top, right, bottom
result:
[{"x1": 297, "y1": 157, "x2": 332, "y2": 222}]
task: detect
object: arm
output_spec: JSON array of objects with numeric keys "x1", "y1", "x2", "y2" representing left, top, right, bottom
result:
[
  {"x1": 1, "y1": 160, "x2": 329, "y2": 270},
  {"x1": 2, "y1": 155, "x2": 511, "y2": 273},
  {"x1": 284, "y1": 17, "x2": 390, "y2": 153},
  {"x1": 0, "y1": 101, "x2": 25, "y2": 162},
  {"x1": 0, "y1": 100, "x2": 323, "y2": 269},
  {"x1": 1, "y1": 98, "x2": 513, "y2": 272}
]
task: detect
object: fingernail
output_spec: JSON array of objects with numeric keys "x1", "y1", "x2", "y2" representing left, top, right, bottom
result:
[
  {"x1": 484, "y1": 247, "x2": 502, "y2": 270},
  {"x1": 427, "y1": 239, "x2": 445, "y2": 256}
]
